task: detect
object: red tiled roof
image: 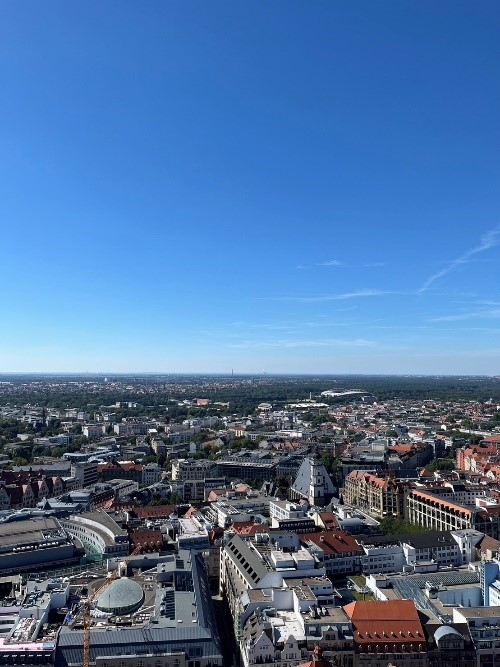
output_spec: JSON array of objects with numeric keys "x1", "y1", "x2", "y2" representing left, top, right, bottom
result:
[
  {"x1": 347, "y1": 470, "x2": 395, "y2": 489},
  {"x1": 318, "y1": 512, "x2": 339, "y2": 530},
  {"x1": 230, "y1": 522, "x2": 269, "y2": 536},
  {"x1": 344, "y1": 600, "x2": 425, "y2": 647},
  {"x1": 301, "y1": 531, "x2": 363, "y2": 556},
  {"x1": 132, "y1": 504, "x2": 175, "y2": 519},
  {"x1": 234, "y1": 483, "x2": 251, "y2": 493},
  {"x1": 479, "y1": 535, "x2": 500, "y2": 553},
  {"x1": 182, "y1": 506, "x2": 197, "y2": 518},
  {"x1": 207, "y1": 489, "x2": 226, "y2": 500},
  {"x1": 208, "y1": 527, "x2": 224, "y2": 543},
  {"x1": 297, "y1": 646, "x2": 334, "y2": 667},
  {"x1": 130, "y1": 528, "x2": 163, "y2": 550}
]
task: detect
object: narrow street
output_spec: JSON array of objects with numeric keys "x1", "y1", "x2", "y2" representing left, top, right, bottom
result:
[{"x1": 213, "y1": 595, "x2": 239, "y2": 667}]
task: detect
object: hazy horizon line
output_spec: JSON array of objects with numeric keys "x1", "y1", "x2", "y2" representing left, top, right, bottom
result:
[{"x1": 0, "y1": 371, "x2": 497, "y2": 378}]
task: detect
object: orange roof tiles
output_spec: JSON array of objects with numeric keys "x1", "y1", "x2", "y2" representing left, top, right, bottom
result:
[
  {"x1": 389, "y1": 444, "x2": 413, "y2": 454},
  {"x1": 132, "y1": 504, "x2": 175, "y2": 519},
  {"x1": 230, "y1": 522, "x2": 269, "y2": 536},
  {"x1": 182, "y1": 506, "x2": 198, "y2": 518},
  {"x1": 344, "y1": 600, "x2": 425, "y2": 649},
  {"x1": 300, "y1": 531, "x2": 363, "y2": 556},
  {"x1": 318, "y1": 512, "x2": 339, "y2": 530},
  {"x1": 479, "y1": 535, "x2": 500, "y2": 553},
  {"x1": 347, "y1": 470, "x2": 395, "y2": 489}
]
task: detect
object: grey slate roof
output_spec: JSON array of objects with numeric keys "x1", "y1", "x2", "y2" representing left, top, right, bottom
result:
[
  {"x1": 56, "y1": 626, "x2": 221, "y2": 667},
  {"x1": 224, "y1": 535, "x2": 269, "y2": 586}
]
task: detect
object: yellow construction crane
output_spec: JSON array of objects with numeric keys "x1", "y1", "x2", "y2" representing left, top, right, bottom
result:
[{"x1": 82, "y1": 545, "x2": 142, "y2": 667}]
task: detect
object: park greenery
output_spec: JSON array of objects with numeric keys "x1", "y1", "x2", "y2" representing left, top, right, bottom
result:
[{"x1": 378, "y1": 516, "x2": 432, "y2": 535}]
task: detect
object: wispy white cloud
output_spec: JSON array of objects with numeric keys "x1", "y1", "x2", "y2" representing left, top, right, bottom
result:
[
  {"x1": 243, "y1": 321, "x2": 353, "y2": 330},
  {"x1": 296, "y1": 260, "x2": 386, "y2": 270},
  {"x1": 271, "y1": 288, "x2": 388, "y2": 303},
  {"x1": 419, "y1": 225, "x2": 500, "y2": 293},
  {"x1": 430, "y1": 309, "x2": 500, "y2": 322},
  {"x1": 474, "y1": 300, "x2": 500, "y2": 307},
  {"x1": 198, "y1": 318, "x2": 367, "y2": 342},
  {"x1": 228, "y1": 338, "x2": 375, "y2": 349},
  {"x1": 333, "y1": 288, "x2": 387, "y2": 300},
  {"x1": 229, "y1": 322, "x2": 298, "y2": 331},
  {"x1": 296, "y1": 259, "x2": 343, "y2": 269}
]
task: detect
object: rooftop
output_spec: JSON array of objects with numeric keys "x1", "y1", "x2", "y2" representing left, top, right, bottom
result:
[
  {"x1": 0, "y1": 517, "x2": 68, "y2": 550},
  {"x1": 344, "y1": 600, "x2": 425, "y2": 645},
  {"x1": 96, "y1": 577, "x2": 144, "y2": 614}
]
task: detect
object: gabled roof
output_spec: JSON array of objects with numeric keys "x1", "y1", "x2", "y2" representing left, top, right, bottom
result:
[
  {"x1": 207, "y1": 489, "x2": 226, "y2": 501},
  {"x1": 230, "y1": 522, "x2": 269, "y2": 536},
  {"x1": 344, "y1": 600, "x2": 425, "y2": 646},
  {"x1": 132, "y1": 504, "x2": 176, "y2": 519},
  {"x1": 318, "y1": 512, "x2": 339, "y2": 530},
  {"x1": 479, "y1": 534, "x2": 500, "y2": 552},
  {"x1": 291, "y1": 457, "x2": 335, "y2": 504},
  {"x1": 224, "y1": 535, "x2": 268, "y2": 586},
  {"x1": 297, "y1": 645, "x2": 336, "y2": 667},
  {"x1": 301, "y1": 531, "x2": 363, "y2": 556}
]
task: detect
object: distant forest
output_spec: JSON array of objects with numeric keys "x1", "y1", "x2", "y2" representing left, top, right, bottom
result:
[{"x1": 0, "y1": 374, "x2": 499, "y2": 412}]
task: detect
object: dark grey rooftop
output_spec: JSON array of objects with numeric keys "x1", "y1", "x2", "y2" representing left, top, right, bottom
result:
[
  {"x1": 224, "y1": 535, "x2": 269, "y2": 586},
  {"x1": 56, "y1": 626, "x2": 222, "y2": 667},
  {"x1": 0, "y1": 517, "x2": 66, "y2": 548}
]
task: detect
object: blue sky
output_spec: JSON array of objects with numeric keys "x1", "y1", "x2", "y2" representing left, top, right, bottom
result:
[{"x1": 1, "y1": 1, "x2": 499, "y2": 375}]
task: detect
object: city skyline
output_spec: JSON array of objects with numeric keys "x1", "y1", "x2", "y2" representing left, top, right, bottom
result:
[{"x1": 1, "y1": 1, "x2": 499, "y2": 375}]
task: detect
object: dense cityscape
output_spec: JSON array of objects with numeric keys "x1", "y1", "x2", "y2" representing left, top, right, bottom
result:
[
  {"x1": 1, "y1": 375, "x2": 500, "y2": 667},
  {"x1": 2, "y1": 2, "x2": 498, "y2": 667}
]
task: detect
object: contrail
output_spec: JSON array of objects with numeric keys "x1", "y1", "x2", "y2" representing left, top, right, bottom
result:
[{"x1": 419, "y1": 225, "x2": 500, "y2": 293}]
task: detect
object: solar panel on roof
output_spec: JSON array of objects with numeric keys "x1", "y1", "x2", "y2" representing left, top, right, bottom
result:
[{"x1": 162, "y1": 590, "x2": 175, "y2": 619}]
